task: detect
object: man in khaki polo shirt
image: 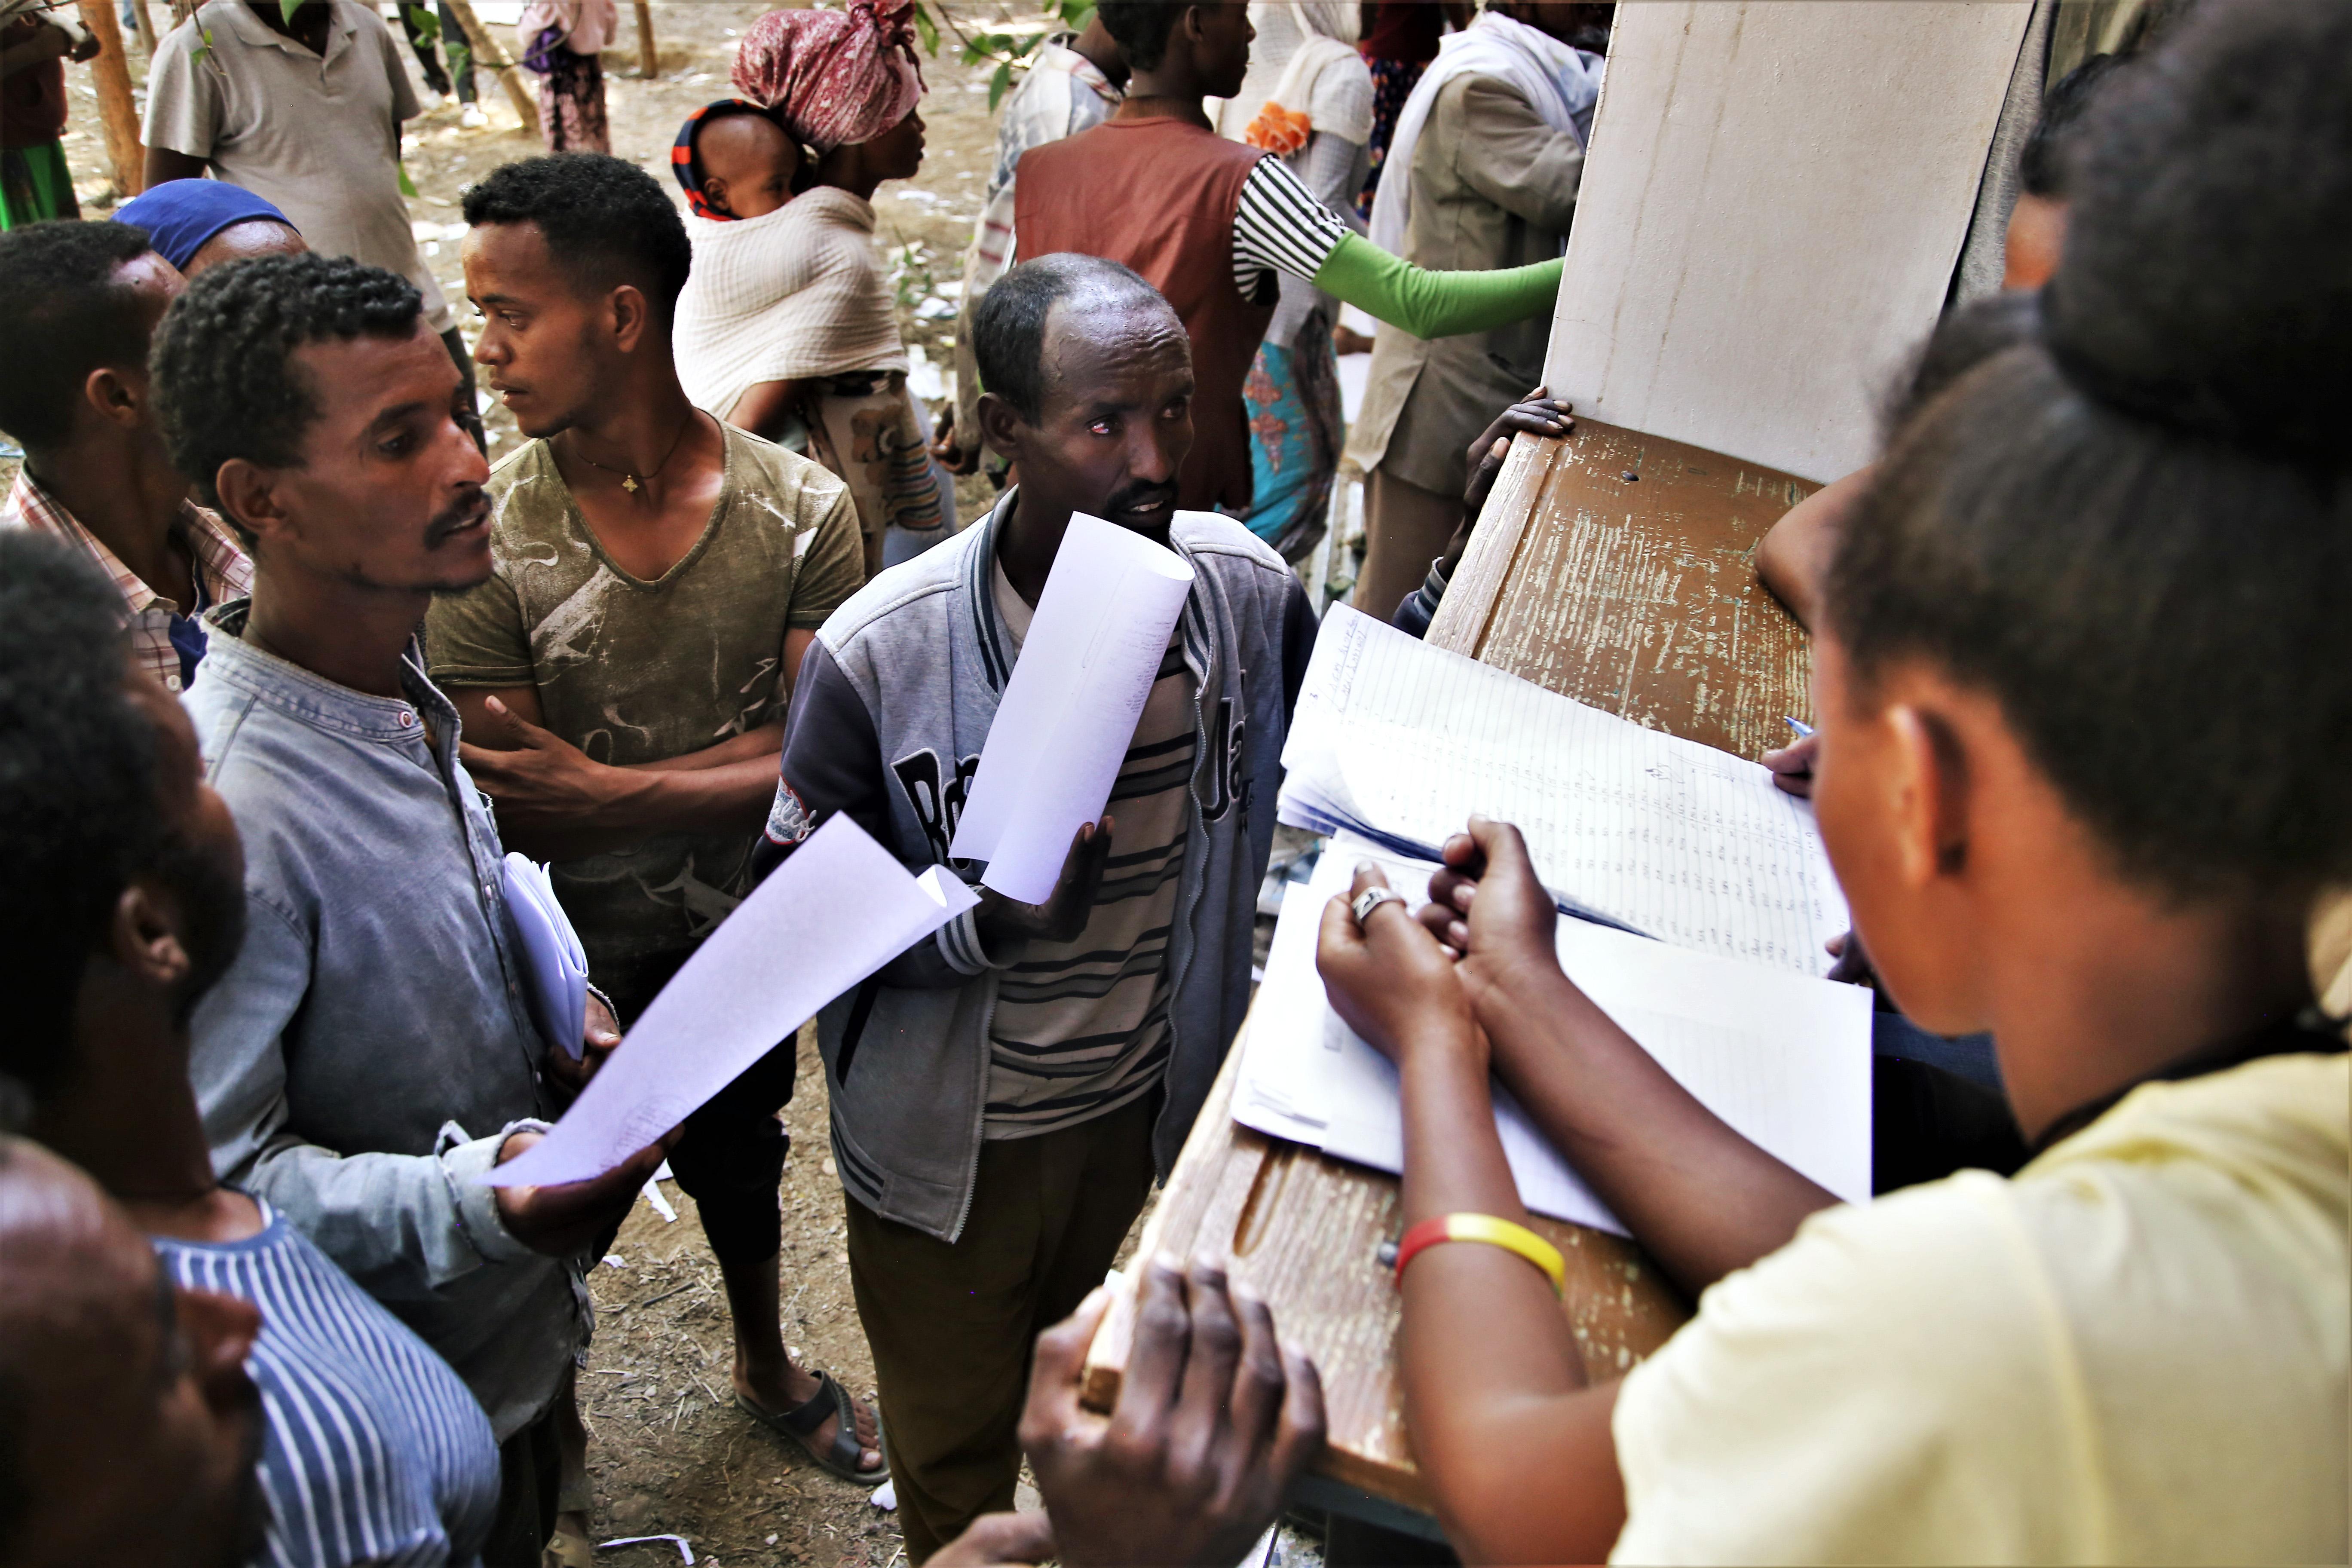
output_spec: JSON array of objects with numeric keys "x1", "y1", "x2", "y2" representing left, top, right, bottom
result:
[{"x1": 142, "y1": 0, "x2": 476, "y2": 407}]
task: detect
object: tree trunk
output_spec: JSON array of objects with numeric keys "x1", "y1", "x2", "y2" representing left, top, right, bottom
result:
[
  {"x1": 443, "y1": 0, "x2": 542, "y2": 139},
  {"x1": 126, "y1": 0, "x2": 157, "y2": 55},
  {"x1": 632, "y1": 0, "x2": 655, "y2": 79},
  {"x1": 72, "y1": 0, "x2": 145, "y2": 199}
]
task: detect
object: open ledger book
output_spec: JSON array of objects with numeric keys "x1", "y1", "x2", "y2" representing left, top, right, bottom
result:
[
  {"x1": 1246, "y1": 609, "x2": 1871, "y2": 1230},
  {"x1": 1237, "y1": 838, "x2": 1872, "y2": 1234},
  {"x1": 1281, "y1": 606, "x2": 1850, "y2": 975}
]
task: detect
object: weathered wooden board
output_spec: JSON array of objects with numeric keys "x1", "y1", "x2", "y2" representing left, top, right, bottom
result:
[
  {"x1": 1078, "y1": 1020, "x2": 1687, "y2": 1510},
  {"x1": 1428, "y1": 418, "x2": 1818, "y2": 761}
]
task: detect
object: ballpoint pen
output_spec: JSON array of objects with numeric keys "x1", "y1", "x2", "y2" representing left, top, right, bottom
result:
[{"x1": 1783, "y1": 716, "x2": 1815, "y2": 739}]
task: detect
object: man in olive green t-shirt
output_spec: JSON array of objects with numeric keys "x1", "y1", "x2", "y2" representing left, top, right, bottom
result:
[{"x1": 426, "y1": 156, "x2": 885, "y2": 1504}]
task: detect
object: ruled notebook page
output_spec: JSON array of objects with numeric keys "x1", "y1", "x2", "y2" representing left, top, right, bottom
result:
[{"x1": 1282, "y1": 607, "x2": 1848, "y2": 975}]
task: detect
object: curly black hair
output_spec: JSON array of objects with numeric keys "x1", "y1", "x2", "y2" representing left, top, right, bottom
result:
[
  {"x1": 462, "y1": 153, "x2": 693, "y2": 320},
  {"x1": 0, "y1": 219, "x2": 157, "y2": 456},
  {"x1": 0, "y1": 532, "x2": 170, "y2": 1096},
  {"x1": 149, "y1": 252, "x2": 423, "y2": 527},
  {"x1": 1830, "y1": 0, "x2": 2352, "y2": 897}
]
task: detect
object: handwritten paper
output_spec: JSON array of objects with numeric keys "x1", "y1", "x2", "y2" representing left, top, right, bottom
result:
[
  {"x1": 1281, "y1": 605, "x2": 1848, "y2": 974},
  {"x1": 487, "y1": 816, "x2": 977, "y2": 1189},
  {"x1": 950, "y1": 513, "x2": 1195, "y2": 904},
  {"x1": 1236, "y1": 836, "x2": 1872, "y2": 1233}
]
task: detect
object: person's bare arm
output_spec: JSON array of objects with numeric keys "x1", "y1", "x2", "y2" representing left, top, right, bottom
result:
[
  {"x1": 1316, "y1": 866, "x2": 1629, "y2": 1564},
  {"x1": 1414, "y1": 819, "x2": 1841, "y2": 1296},
  {"x1": 453, "y1": 683, "x2": 790, "y2": 861},
  {"x1": 1755, "y1": 466, "x2": 1873, "y2": 630},
  {"x1": 144, "y1": 145, "x2": 209, "y2": 186},
  {"x1": 728, "y1": 379, "x2": 812, "y2": 444}
]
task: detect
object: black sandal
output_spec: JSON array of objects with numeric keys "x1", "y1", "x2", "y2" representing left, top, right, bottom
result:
[{"x1": 735, "y1": 1371, "x2": 887, "y2": 1482}]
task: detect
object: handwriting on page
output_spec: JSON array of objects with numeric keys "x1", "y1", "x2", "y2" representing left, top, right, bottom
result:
[{"x1": 1288, "y1": 606, "x2": 1847, "y2": 974}]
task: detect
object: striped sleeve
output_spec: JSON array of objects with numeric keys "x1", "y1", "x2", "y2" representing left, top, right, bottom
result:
[{"x1": 1231, "y1": 155, "x2": 1354, "y2": 297}]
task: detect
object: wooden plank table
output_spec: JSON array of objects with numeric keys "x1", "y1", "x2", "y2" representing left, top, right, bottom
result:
[{"x1": 1081, "y1": 420, "x2": 1818, "y2": 1510}]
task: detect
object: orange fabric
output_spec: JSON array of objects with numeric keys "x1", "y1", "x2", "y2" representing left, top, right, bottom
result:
[{"x1": 1243, "y1": 102, "x2": 1313, "y2": 156}]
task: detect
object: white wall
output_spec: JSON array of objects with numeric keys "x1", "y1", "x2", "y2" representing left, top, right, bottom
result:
[{"x1": 1543, "y1": 2, "x2": 2030, "y2": 482}]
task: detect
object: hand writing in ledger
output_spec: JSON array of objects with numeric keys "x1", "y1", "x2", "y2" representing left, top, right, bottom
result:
[
  {"x1": 1414, "y1": 817, "x2": 1571, "y2": 1014},
  {"x1": 975, "y1": 817, "x2": 1115, "y2": 947},
  {"x1": 492, "y1": 1127, "x2": 670, "y2": 1257},
  {"x1": 541, "y1": 988, "x2": 623, "y2": 1097},
  {"x1": 1761, "y1": 730, "x2": 1819, "y2": 798},
  {"x1": 1000, "y1": 1258, "x2": 1324, "y2": 1568}
]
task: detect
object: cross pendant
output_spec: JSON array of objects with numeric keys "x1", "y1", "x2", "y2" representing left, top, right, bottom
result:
[{"x1": 622, "y1": 475, "x2": 640, "y2": 493}]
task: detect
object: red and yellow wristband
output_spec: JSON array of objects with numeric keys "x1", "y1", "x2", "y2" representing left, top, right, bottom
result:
[{"x1": 1393, "y1": 1213, "x2": 1567, "y2": 1298}]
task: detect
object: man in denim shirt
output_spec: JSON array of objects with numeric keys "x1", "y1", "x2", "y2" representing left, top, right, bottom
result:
[{"x1": 154, "y1": 252, "x2": 664, "y2": 1567}]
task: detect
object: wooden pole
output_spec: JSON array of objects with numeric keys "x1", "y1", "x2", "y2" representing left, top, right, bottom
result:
[
  {"x1": 126, "y1": 0, "x2": 157, "y2": 55},
  {"x1": 632, "y1": 0, "x2": 655, "y2": 79},
  {"x1": 443, "y1": 0, "x2": 542, "y2": 138},
  {"x1": 72, "y1": 0, "x2": 145, "y2": 199}
]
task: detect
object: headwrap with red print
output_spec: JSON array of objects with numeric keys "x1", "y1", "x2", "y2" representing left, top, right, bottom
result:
[{"x1": 731, "y1": 0, "x2": 925, "y2": 154}]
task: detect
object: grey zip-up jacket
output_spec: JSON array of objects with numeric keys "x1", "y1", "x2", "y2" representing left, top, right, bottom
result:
[{"x1": 752, "y1": 493, "x2": 1316, "y2": 1242}]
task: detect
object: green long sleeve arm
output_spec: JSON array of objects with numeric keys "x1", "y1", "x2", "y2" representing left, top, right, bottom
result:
[{"x1": 1311, "y1": 231, "x2": 1562, "y2": 340}]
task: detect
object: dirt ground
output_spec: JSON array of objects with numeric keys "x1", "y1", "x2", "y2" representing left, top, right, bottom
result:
[{"x1": 32, "y1": 7, "x2": 1123, "y2": 1564}]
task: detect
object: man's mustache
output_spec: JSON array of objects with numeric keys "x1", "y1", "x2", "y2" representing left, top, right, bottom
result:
[
  {"x1": 1104, "y1": 480, "x2": 1178, "y2": 516},
  {"x1": 425, "y1": 490, "x2": 492, "y2": 544}
]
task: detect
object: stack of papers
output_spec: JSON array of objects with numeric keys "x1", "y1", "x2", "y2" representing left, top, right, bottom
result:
[
  {"x1": 951, "y1": 513, "x2": 1194, "y2": 904},
  {"x1": 1249, "y1": 608, "x2": 1874, "y2": 1227},
  {"x1": 489, "y1": 817, "x2": 978, "y2": 1189},
  {"x1": 1280, "y1": 607, "x2": 1849, "y2": 977},
  {"x1": 1237, "y1": 837, "x2": 1873, "y2": 1234}
]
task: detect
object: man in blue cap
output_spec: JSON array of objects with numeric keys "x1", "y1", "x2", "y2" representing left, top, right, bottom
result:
[
  {"x1": 115, "y1": 178, "x2": 307, "y2": 276},
  {"x1": 0, "y1": 218, "x2": 250, "y2": 696}
]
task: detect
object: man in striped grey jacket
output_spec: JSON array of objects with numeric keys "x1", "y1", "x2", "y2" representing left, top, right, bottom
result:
[{"x1": 750, "y1": 256, "x2": 1316, "y2": 1561}]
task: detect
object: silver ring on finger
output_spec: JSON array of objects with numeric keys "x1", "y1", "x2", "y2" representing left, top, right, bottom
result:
[{"x1": 1351, "y1": 887, "x2": 1407, "y2": 927}]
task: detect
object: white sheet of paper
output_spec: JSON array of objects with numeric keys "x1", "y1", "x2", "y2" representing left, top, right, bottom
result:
[
  {"x1": 1236, "y1": 836, "x2": 1872, "y2": 1234},
  {"x1": 949, "y1": 513, "x2": 1195, "y2": 904},
  {"x1": 487, "y1": 816, "x2": 978, "y2": 1189},
  {"x1": 1280, "y1": 606, "x2": 1849, "y2": 975}
]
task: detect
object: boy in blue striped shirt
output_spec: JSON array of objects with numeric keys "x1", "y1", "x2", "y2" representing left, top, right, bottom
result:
[{"x1": 0, "y1": 530, "x2": 503, "y2": 1567}]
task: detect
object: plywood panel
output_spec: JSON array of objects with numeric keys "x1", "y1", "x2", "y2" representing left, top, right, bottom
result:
[{"x1": 1545, "y1": 1, "x2": 2029, "y2": 481}]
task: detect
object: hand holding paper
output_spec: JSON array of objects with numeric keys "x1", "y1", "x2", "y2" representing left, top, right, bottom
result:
[
  {"x1": 950, "y1": 514, "x2": 1194, "y2": 904},
  {"x1": 488, "y1": 815, "x2": 980, "y2": 1190}
]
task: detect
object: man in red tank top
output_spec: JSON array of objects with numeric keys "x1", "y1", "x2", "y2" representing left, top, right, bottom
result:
[
  {"x1": 1014, "y1": 3, "x2": 1265, "y2": 513},
  {"x1": 1009, "y1": 1, "x2": 1566, "y2": 522}
]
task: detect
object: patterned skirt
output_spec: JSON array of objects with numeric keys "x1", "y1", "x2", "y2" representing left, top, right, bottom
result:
[
  {"x1": 804, "y1": 371, "x2": 945, "y2": 575},
  {"x1": 537, "y1": 45, "x2": 609, "y2": 154},
  {"x1": 1240, "y1": 312, "x2": 1344, "y2": 562}
]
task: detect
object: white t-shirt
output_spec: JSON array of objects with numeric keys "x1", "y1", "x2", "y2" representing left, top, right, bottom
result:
[
  {"x1": 1611, "y1": 1050, "x2": 2349, "y2": 1565},
  {"x1": 144, "y1": 0, "x2": 451, "y2": 334}
]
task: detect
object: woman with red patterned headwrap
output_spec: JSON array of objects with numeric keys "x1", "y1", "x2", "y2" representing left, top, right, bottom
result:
[{"x1": 688, "y1": 0, "x2": 945, "y2": 574}]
